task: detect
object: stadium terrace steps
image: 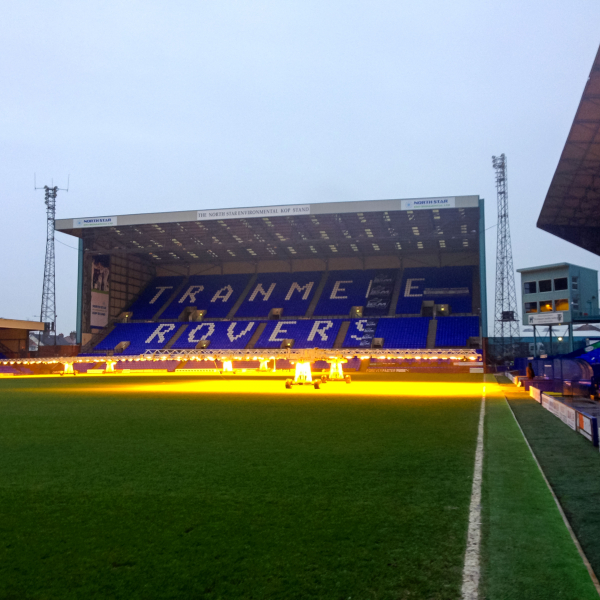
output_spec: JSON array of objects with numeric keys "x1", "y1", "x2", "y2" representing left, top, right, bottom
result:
[
  {"x1": 171, "y1": 321, "x2": 258, "y2": 350},
  {"x1": 313, "y1": 269, "x2": 397, "y2": 317},
  {"x1": 305, "y1": 271, "x2": 329, "y2": 318},
  {"x1": 388, "y1": 268, "x2": 404, "y2": 317},
  {"x1": 246, "y1": 322, "x2": 267, "y2": 350},
  {"x1": 84, "y1": 314, "x2": 479, "y2": 354},
  {"x1": 159, "y1": 273, "x2": 253, "y2": 320},
  {"x1": 334, "y1": 321, "x2": 350, "y2": 348},
  {"x1": 396, "y1": 266, "x2": 474, "y2": 315},
  {"x1": 84, "y1": 269, "x2": 481, "y2": 355},
  {"x1": 94, "y1": 322, "x2": 181, "y2": 355},
  {"x1": 128, "y1": 276, "x2": 186, "y2": 320},
  {"x1": 374, "y1": 317, "x2": 431, "y2": 349},
  {"x1": 154, "y1": 278, "x2": 189, "y2": 320},
  {"x1": 163, "y1": 324, "x2": 188, "y2": 349},
  {"x1": 255, "y1": 319, "x2": 344, "y2": 349},
  {"x1": 80, "y1": 322, "x2": 116, "y2": 354},
  {"x1": 434, "y1": 316, "x2": 480, "y2": 347},
  {"x1": 235, "y1": 271, "x2": 323, "y2": 318},
  {"x1": 227, "y1": 273, "x2": 258, "y2": 319},
  {"x1": 342, "y1": 318, "x2": 378, "y2": 348},
  {"x1": 426, "y1": 319, "x2": 438, "y2": 349}
]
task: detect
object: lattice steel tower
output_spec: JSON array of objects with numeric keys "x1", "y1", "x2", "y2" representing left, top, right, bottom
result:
[
  {"x1": 40, "y1": 186, "x2": 58, "y2": 341},
  {"x1": 492, "y1": 154, "x2": 520, "y2": 358},
  {"x1": 37, "y1": 180, "x2": 67, "y2": 343}
]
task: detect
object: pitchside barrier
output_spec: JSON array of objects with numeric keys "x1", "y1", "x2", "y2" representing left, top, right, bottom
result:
[{"x1": 526, "y1": 385, "x2": 600, "y2": 448}]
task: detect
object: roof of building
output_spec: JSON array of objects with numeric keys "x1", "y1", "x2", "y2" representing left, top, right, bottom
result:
[
  {"x1": 55, "y1": 195, "x2": 482, "y2": 264},
  {"x1": 537, "y1": 45, "x2": 600, "y2": 255},
  {"x1": 0, "y1": 318, "x2": 45, "y2": 331},
  {"x1": 516, "y1": 262, "x2": 598, "y2": 274}
]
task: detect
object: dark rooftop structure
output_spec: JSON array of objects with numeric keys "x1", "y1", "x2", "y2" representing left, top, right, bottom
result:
[{"x1": 538, "y1": 45, "x2": 600, "y2": 255}]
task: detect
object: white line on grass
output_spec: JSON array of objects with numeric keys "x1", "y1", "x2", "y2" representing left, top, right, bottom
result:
[{"x1": 461, "y1": 387, "x2": 485, "y2": 600}]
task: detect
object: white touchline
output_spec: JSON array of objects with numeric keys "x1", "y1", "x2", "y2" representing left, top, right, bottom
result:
[{"x1": 461, "y1": 387, "x2": 485, "y2": 600}]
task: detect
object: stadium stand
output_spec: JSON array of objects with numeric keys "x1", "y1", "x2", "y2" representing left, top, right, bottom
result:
[
  {"x1": 235, "y1": 271, "x2": 321, "y2": 318},
  {"x1": 0, "y1": 352, "x2": 6, "y2": 359},
  {"x1": 396, "y1": 267, "x2": 473, "y2": 314},
  {"x1": 160, "y1": 273, "x2": 252, "y2": 320},
  {"x1": 94, "y1": 323, "x2": 180, "y2": 354},
  {"x1": 313, "y1": 270, "x2": 396, "y2": 317},
  {"x1": 172, "y1": 321, "x2": 258, "y2": 350},
  {"x1": 373, "y1": 317, "x2": 431, "y2": 349},
  {"x1": 435, "y1": 316, "x2": 480, "y2": 347},
  {"x1": 255, "y1": 319, "x2": 343, "y2": 349},
  {"x1": 128, "y1": 276, "x2": 185, "y2": 320},
  {"x1": 343, "y1": 319, "x2": 379, "y2": 348}
]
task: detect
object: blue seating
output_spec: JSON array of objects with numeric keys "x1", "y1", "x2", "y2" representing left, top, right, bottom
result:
[
  {"x1": 343, "y1": 319, "x2": 379, "y2": 348},
  {"x1": 255, "y1": 319, "x2": 343, "y2": 349},
  {"x1": 128, "y1": 276, "x2": 185, "y2": 320},
  {"x1": 94, "y1": 323, "x2": 180, "y2": 354},
  {"x1": 314, "y1": 270, "x2": 396, "y2": 316},
  {"x1": 435, "y1": 317, "x2": 479, "y2": 347},
  {"x1": 172, "y1": 321, "x2": 258, "y2": 350},
  {"x1": 396, "y1": 267, "x2": 473, "y2": 314},
  {"x1": 373, "y1": 318, "x2": 431, "y2": 349},
  {"x1": 0, "y1": 352, "x2": 6, "y2": 359},
  {"x1": 160, "y1": 274, "x2": 252, "y2": 320},
  {"x1": 235, "y1": 272, "x2": 321, "y2": 318}
]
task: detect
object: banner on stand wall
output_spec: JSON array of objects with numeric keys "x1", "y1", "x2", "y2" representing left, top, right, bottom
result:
[{"x1": 91, "y1": 255, "x2": 110, "y2": 328}]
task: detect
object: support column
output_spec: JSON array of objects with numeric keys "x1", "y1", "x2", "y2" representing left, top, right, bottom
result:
[
  {"x1": 569, "y1": 322, "x2": 574, "y2": 353},
  {"x1": 76, "y1": 238, "x2": 84, "y2": 345}
]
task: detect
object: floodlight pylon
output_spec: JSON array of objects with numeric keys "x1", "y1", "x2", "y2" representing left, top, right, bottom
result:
[
  {"x1": 37, "y1": 179, "x2": 68, "y2": 345},
  {"x1": 492, "y1": 154, "x2": 520, "y2": 361}
]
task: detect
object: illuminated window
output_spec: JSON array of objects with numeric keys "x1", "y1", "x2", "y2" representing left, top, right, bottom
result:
[
  {"x1": 524, "y1": 282, "x2": 536, "y2": 294},
  {"x1": 539, "y1": 280, "x2": 552, "y2": 292},
  {"x1": 554, "y1": 278, "x2": 568, "y2": 291},
  {"x1": 524, "y1": 302, "x2": 538, "y2": 313},
  {"x1": 540, "y1": 301, "x2": 553, "y2": 312},
  {"x1": 555, "y1": 298, "x2": 569, "y2": 311}
]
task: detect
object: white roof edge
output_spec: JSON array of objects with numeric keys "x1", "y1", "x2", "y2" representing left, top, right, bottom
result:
[
  {"x1": 517, "y1": 262, "x2": 596, "y2": 273},
  {"x1": 55, "y1": 195, "x2": 480, "y2": 233}
]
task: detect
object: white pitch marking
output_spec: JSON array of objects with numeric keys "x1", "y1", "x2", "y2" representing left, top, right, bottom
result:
[{"x1": 461, "y1": 387, "x2": 486, "y2": 600}]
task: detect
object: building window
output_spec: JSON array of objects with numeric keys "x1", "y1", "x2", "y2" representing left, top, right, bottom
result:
[
  {"x1": 524, "y1": 302, "x2": 538, "y2": 313},
  {"x1": 539, "y1": 280, "x2": 552, "y2": 292},
  {"x1": 540, "y1": 301, "x2": 553, "y2": 312},
  {"x1": 524, "y1": 281, "x2": 537, "y2": 294},
  {"x1": 572, "y1": 297, "x2": 579, "y2": 310},
  {"x1": 572, "y1": 276, "x2": 579, "y2": 291},
  {"x1": 554, "y1": 277, "x2": 568, "y2": 291},
  {"x1": 555, "y1": 298, "x2": 569, "y2": 311}
]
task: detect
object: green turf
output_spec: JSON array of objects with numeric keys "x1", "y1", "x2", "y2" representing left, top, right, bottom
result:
[
  {"x1": 503, "y1": 384, "x2": 600, "y2": 589},
  {"x1": 481, "y1": 389, "x2": 598, "y2": 600},
  {"x1": 0, "y1": 376, "x2": 481, "y2": 600}
]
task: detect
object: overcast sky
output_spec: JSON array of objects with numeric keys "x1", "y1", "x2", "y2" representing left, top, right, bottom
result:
[{"x1": 1, "y1": 1, "x2": 599, "y2": 335}]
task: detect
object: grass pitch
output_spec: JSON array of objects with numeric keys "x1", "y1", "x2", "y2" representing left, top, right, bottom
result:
[
  {"x1": 0, "y1": 374, "x2": 597, "y2": 599},
  {"x1": 0, "y1": 376, "x2": 482, "y2": 599}
]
